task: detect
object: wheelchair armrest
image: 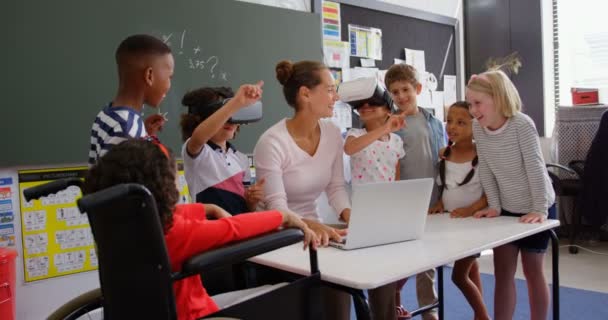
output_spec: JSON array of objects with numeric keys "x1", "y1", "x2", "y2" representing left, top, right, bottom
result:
[
  {"x1": 175, "y1": 228, "x2": 304, "y2": 280},
  {"x1": 23, "y1": 178, "x2": 84, "y2": 201},
  {"x1": 546, "y1": 163, "x2": 576, "y2": 176},
  {"x1": 568, "y1": 160, "x2": 585, "y2": 177}
]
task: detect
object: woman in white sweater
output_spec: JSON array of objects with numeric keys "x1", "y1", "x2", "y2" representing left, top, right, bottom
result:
[{"x1": 253, "y1": 60, "x2": 351, "y2": 320}]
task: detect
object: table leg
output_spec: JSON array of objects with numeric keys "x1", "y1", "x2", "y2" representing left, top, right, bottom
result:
[
  {"x1": 438, "y1": 265, "x2": 444, "y2": 319},
  {"x1": 410, "y1": 267, "x2": 442, "y2": 317},
  {"x1": 323, "y1": 283, "x2": 371, "y2": 320},
  {"x1": 550, "y1": 230, "x2": 560, "y2": 320}
]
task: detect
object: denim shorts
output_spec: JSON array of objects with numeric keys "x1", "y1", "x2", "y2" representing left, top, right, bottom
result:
[{"x1": 500, "y1": 207, "x2": 556, "y2": 253}]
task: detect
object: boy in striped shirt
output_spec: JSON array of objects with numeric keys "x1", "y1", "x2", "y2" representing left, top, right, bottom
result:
[{"x1": 88, "y1": 34, "x2": 173, "y2": 165}]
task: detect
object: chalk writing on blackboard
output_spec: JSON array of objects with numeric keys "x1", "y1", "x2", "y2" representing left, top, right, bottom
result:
[{"x1": 160, "y1": 30, "x2": 229, "y2": 81}]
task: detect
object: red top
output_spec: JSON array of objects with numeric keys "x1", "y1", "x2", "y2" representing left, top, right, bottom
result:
[{"x1": 164, "y1": 203, "x2": 283, "y2": 320}]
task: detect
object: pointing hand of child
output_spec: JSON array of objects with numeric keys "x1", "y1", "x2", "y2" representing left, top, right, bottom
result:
[
  {"x1": 384, "y1": 113, "x2": 406, "y2": 133},
  {"x1": 235, "y1": 80, "x2": 264, "y2": 107}
]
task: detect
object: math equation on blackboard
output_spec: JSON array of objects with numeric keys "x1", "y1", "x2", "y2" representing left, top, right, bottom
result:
[{"x1": 160, "y1": 30, "x2": 229, "y2": 81}]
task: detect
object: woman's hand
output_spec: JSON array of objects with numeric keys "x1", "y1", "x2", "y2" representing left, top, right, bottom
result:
[
  {"x1": 520, "y1": 212, "x2": 545, "y2": 223},
  {"x1": 204, "y1": 203, "x2": 232, "y2": 219},
  {"x1": 279, "y1": 211, "x2": 319, "y2": 250},
  {"x1": 473, "y1": 208, "x2": 499, "y2": 219},
  {"x1": 245, "y1": 178, "x2": 266, "y2": 211},
  {"x1": 303, "y1": 219, "x2": 348, "y2": 247},
  {"x1": 428, "y1": 201, "x2": 444, "y2": 214}
]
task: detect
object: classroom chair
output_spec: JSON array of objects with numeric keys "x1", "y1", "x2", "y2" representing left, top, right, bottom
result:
[
  {"x1": 546, "y1": 162, "x2": 583, "y2": 254},
  {"x1": 25, "y1": 180, "x2": 322, "y2": 320}
]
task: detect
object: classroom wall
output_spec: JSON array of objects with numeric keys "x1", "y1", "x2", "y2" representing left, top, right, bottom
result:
[{"x1": 382, "y1": 0, "x2": 466, "y2": 97}]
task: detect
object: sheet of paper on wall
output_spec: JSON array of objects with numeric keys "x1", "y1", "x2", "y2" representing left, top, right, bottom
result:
[
  {"x1": 349, "y1": 25, "x2": 383, "y2": 60},
  {"x1": 394, "y1": 58, "x2": 405, "y2": 64},
  {"x1": 377, "y1": 70, "x2": 388, "y2": 88},
  {"x1": 443, "y1": 75, "x2": 458, "y2": 106},
  {"x1": 0, "y1": 175, "x2": 17, "y2": 248},
  {"x1": 360, "y1": 58, "x2": 376, "y2": 67},
  {"x1": 323, "y1": 40, "x2": 350, "y2": 69},
  {"x1": 331, "y1": 100, "x2": 353, "y2": 131},
  {"x1": 322, "y1": 1, "x2": 341, "y2": 40},
  {"x1": 404, "y1": 48, "x2": 426, "y2": 73},
  {"x1": 431, "y1": 91, "x2": 445, "y2": 122},
  {"x1": 418, "y1": 89, "x2": 432, "y2": 109},
  {"x1": 345, "y1": 67, "x2": 379, "y2": 81},
  {"x1": 368, "y1": 27, "x2": 382, "y2": 60}
]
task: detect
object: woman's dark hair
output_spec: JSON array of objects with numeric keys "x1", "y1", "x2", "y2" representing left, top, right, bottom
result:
[
  {"x1": 180, "y1": 87, "x2": 234, "y2": 141},
  {"x1": 84, "y1": 139, "x2": 179, "y2": 233},
  {"x1": 438, "y1": 101, "x2": 478, "y2": 198},
  {"x1": 275, "y1": 60, "x2": 326, "y2": 109}
]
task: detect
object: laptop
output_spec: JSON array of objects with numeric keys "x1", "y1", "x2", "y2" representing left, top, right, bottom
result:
[{"x1": 329, "y1": 178, "x2": 433, "y2": 250}]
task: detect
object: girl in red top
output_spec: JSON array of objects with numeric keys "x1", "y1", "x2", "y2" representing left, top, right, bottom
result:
[{"x1": 85, "y1": 139, "x2": 316, "y2": 320}]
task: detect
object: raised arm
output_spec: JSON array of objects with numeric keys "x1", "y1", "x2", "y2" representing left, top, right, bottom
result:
[
  {"x1": 344, "y1": 114, "x2": 405, "y2": 155},
  {"x1": 187, "y1": 81, "x2": 263, "y2": 156}
]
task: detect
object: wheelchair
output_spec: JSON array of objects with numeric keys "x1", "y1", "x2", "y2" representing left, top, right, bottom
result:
[{"x1": 24, "y1": 178, "x2": 322, "y2": 320}]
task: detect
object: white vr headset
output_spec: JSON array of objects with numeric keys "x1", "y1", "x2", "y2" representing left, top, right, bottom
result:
[
  {"x1": 337, "y1": 77, "x2": 394, "y2": 111},
  {"x1": 187, "y1": 98, "x2": 263, "y2": 124}
]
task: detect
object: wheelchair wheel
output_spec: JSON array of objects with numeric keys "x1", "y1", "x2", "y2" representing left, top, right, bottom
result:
[{"x1": 47, "y1": 288, "x2": 104, "y2": 320}]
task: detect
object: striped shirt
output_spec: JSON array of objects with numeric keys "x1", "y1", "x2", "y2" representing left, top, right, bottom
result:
[
  {"x1": 88, "y1": 105, "x2": 147, "y2": 165},
  {"x1": 473, "y1": 112, "x2": 555, "y2": 215}
]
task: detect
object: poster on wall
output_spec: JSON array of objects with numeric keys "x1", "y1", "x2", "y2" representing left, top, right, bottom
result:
[
  {"x1": 18, "y1": 167, "x2": 93, "y2": 282},
  {"x1": 18, "y1": 164, "x2": 191, "y2": 282},
  {"x1": 322, "y1": 1, "x2": 341, "y2": 40},
  {"x1": 348, "y1": 24, "x2": 383, "y2": 60},
  {"x1": 0, "y1": 177, "x2": 17, "y2": 248}
]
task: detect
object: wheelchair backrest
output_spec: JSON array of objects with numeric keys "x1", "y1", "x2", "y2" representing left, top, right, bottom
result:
[{"x1": 78, "y1": 183, "x2": 177, "y2": 320}]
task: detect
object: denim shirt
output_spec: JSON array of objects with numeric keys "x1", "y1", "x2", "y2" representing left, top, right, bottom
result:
[{"x1": 419, "y1": 107, "x2": 448, "y2": 164}]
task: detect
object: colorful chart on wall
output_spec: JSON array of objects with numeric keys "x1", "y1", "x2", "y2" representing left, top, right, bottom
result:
[{"x1": 18, "y1": 165, "x2": 191, "y2": 282}]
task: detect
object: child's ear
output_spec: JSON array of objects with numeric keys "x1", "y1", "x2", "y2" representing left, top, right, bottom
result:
[
  {"x1": 144, "y1": 66, "x2": 154, "y2": 86},
  {"x1": 415, "y1": 83, "x2": 423, "y2": 95}
]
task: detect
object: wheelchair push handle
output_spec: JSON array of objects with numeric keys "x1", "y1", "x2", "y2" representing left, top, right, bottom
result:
[
  {"x1": 23, "y1": 178, "x2": 84, "y2": 201},
  {"x1": 77, "y1": 183, "x2": 153, "y2": 213}
]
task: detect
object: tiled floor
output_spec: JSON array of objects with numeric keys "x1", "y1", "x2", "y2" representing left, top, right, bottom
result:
[{"x1": 476, "y1": 239, "x2": 608, "y2": 293}]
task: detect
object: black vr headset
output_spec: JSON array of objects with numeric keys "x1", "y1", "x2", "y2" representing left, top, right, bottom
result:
[
  {"x1": 187, "y1": 98, "x2": 263, "y2": 124},
  {"x1": 337, "y1": 77, "x2": 394, "y2": 111}
]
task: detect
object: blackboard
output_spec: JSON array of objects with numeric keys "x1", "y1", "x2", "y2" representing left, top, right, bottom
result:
[
  {"x1": 335, "y1": 1, "x2": 458, "y2": 92},
  {"x1": 2, "y1": 0, "x2": 322, "y2": 166}
]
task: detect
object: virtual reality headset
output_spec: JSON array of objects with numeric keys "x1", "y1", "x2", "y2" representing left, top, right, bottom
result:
[
  {"x1": 337, "y1": 77, "x2": 394, "y2": 110},
  {"x1": 187, "y1": 98, "x2": 263, "y2": 124}
]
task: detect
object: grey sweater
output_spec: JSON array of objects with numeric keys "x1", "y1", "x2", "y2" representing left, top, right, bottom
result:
[{"x1": 473, "y1": 112, "x2": 555, "y2": 215}]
